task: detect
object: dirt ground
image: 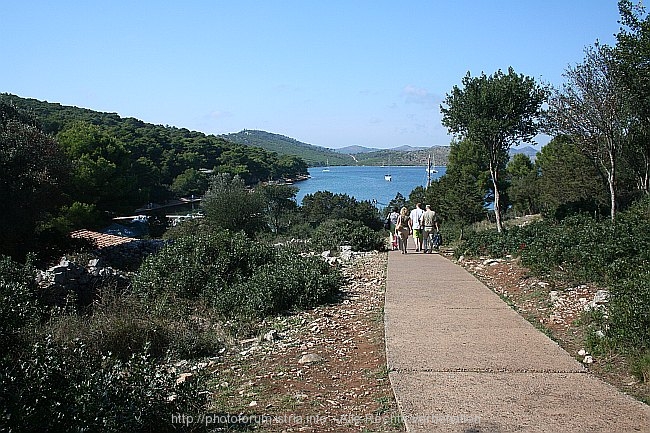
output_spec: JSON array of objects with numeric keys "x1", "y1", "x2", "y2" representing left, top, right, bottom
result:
[{"x1": 205, "y1": 252, "x2": 404, "y2": 432}]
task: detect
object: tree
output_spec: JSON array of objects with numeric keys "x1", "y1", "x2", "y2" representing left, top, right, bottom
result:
[
  {"x1": 386, "y1": 193, "x2": 408, "y2": 215},
  {"x1": 201, "y1": 173, "x2": 266, "y2": 236},
  {"x1": 506, "y1": 153, "x2": 539, "y2": 216},
  {"x1": 0, "y1": 102, "x2": 70, "y2": 259},
  {"x1": 546, "y1": 43, "x2": 628, "y2": 222},
  {"x1": 424, "y1": 139, "x2": 487, "y2": 239},
  {"x1": 258, "y1": 184, "x2": 298, "y2": 234},
  {"x1": 536, "y1": 135, "x2": 608, "y2": 219},
  {"x1": 441, "y1": 67, "x2": 548, "y2": 232},
  {"x1": 56, "y1": 121, "x2": 139, "y2": 210},
  {"x1": 300, "y1": 191, "x2": 381, "y2": 230},
  {"x1": 424, "y1": 174, "x2": 485, "y2": 240},
  {"x1": 170, "y1": 168, "x2": 208, "y2": 197},
  {"x1": 616, "y1": 0, "x2": 650, "y2": 195}
]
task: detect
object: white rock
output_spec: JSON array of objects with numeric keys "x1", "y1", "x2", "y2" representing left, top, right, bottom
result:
[
  {"x1": 578, "y1": 349, "x2": 587, "y2": 357},
  {"x1": 176, "y1": 372, "x2": 193, "y2": 385},
  {"x1": 298, "y1": 353, "x2": 324, "y2": 364},
  {"x1": 583, "y1": 355, "x2": 594, "y2": 364},
  {"x1": 264, "y1": 329, "x2": 278, "y2": 342},
  {"x1": 593, "y1": 290, "x2": 609, "y2": 304}
]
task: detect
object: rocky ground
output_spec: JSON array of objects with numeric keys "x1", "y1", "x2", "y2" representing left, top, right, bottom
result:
[
  {"x1": 177, "y1": 248, "x2": 648, "y2": 432},
  {"x1": 202, "y1": 252, "x2": 404, "y2": 432},
  {"x1": 454, "y1": 252, "x2": 650, "y2": 405}
]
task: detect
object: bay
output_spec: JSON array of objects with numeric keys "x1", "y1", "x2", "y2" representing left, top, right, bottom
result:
[{"x1": 294, "y1": 165, "x2": 447, "y2": 208}]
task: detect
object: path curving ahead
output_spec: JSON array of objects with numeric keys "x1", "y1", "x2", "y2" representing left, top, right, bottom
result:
[{"x1": 384, "y1": 245, "x2": 650, "y2": 432}]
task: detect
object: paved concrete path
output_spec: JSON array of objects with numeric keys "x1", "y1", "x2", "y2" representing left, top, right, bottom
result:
[{"x1": 384, "y1": 244, "x2": 650, "y2": 432}]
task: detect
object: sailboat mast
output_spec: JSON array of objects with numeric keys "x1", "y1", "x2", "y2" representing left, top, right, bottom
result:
[{"x1": 427, "y1": 154, "x2": 431, "y2": 187}]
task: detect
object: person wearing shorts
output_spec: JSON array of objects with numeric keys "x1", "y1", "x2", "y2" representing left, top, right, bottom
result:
[
  {"x1": 421, "y1": 204, "x2": 439, "y2": 253},
  {"x1": 409, "y1": 203, "x2": 425, "y2": 252}
]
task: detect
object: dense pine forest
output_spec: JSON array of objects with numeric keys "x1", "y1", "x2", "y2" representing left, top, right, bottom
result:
[{"x1": 1, "y1": 93, "x2": 309, "y2": 206}]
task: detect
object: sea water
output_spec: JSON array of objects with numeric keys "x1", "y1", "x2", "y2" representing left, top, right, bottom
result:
[{"x1": 294, "y1": 165, "x2": 446, "y2": 208}]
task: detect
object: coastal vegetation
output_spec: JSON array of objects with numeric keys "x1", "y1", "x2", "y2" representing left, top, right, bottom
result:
[
  {"x1": 1, "y1": 1, "x2": 649, "y2": 428},
  {"x1": 0, "y1": 96, "x2": 387, "y2": 431}
]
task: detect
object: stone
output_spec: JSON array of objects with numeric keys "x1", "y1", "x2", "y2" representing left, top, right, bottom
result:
[
  {"x1": 176, "y1": 372, "x2": 193, "y2": 385},
  {"x1": 593, "y1": 290, "x2": 609, "y2": 304},
  {"x1": 264, "y1": 329, "x2": 279, "y2": 342},
  {"x1": 298, "y1": 353, "x2": 324, "y2": 364},
  {"x1": 583, "y1": 355, "x2": 594, "y2": 364},
  {"x1": 578, "y1": 349, "x2": 587, "y2": 357}
]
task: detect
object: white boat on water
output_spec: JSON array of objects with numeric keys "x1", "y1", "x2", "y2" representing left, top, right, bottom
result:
[
  {"x1": 322, "y1": 159, "x2": 330, "y2": 172},
  {"x1": 384, "y1": 159, "x2": 392, "y2": 181}
]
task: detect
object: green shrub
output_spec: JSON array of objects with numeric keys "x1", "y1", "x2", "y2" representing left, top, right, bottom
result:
[
  {"x1": 0, "y1": 336, "x2": 207, "y2": 433},
  {"x1": 0, "y1": 256, "x2": 43, "y2": 351},
  {"x1": 213, "y1": 250, "x2": 343, "y2": 318},
  {"x1": 606, "y1": 273, "x2": 650, "y2": 350},
  {"x1": 133, "y1": 231, "x2": 275, "y2": 301},
  {"x1": 631, "y1": 350, "x2": 650, "y2": 383},
  {"x1": 312, "y1": 218, "x2": 386, "y2": 252},
  {"x1": 347, "y1": 225, "x2": 387, "y2": 252},
  {"x1": 133, "y1": 231, "x2": 343, "y2": 320}
]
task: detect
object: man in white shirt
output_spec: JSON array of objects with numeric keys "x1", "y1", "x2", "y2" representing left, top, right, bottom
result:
[{"x1": 409, "y1": 203, "x2": 425, "y2": 252}]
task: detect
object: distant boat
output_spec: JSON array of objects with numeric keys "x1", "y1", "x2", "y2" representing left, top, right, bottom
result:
[
  {"x1": 322, "y1": 159, "x2": 330, "y2": 172},
  {"x1": 384, "y1": 159, "x2": 392, "y2": 181}
]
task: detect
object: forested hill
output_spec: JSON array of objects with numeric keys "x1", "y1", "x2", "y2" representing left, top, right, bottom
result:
[
  {"x1": 222, "y1": 130, "x2": 354, "y2": 167},
  {"x1": 1, "y1": 94, "x2": 309, "y2": 210},
  {"x1": 224, "y1": 129, "x2": 452, "y2": 167}
]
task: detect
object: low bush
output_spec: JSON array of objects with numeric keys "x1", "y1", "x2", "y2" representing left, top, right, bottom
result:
[
  {"x1": 606, "y1": 272, "x2": 650, "y2": 351},
  {"x1": 133, "y1": 231, "x2": 276, "y2": 301},
  {"x1": 631, "y1": 351, "x2": 650, "y2": 384},
  {"x1": 212, "y1": 249, "x2": 342, "y2": 319},
  {"x1": 0, "y1": 256, "x2": 43, "y2": 352},
  {"x1": 133, "y1": 231, "x2": 343, "y2": 320},
  {"x1": 0, "y1": 336, "x2": 207, "y2": 433},
  {"x1": 311, "y1": 218, "x2": 386, "y2": 252}
]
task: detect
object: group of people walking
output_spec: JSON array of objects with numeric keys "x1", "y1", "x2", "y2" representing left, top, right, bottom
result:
[{"x1": 387, "y1": 203, "x2": 440, "y2": 254}]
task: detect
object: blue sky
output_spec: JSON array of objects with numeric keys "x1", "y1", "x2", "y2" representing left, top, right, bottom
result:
[{"x1": 1, "y1": 1, "x2": 621, "y2": 149}]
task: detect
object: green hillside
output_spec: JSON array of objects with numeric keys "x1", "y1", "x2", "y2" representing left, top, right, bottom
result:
[
  {"x1": 1, "y1": 94, "x2": 308, "y2": 211},
  {"x1": 352, "y1": 147, "x2": 450, "y2": 166},
  {"x1": 222, "y1": 130, "x2": 354, "y2": 167},
  {"x1": 223, "y1": 129, "x2": 451, "y2": 167}
]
